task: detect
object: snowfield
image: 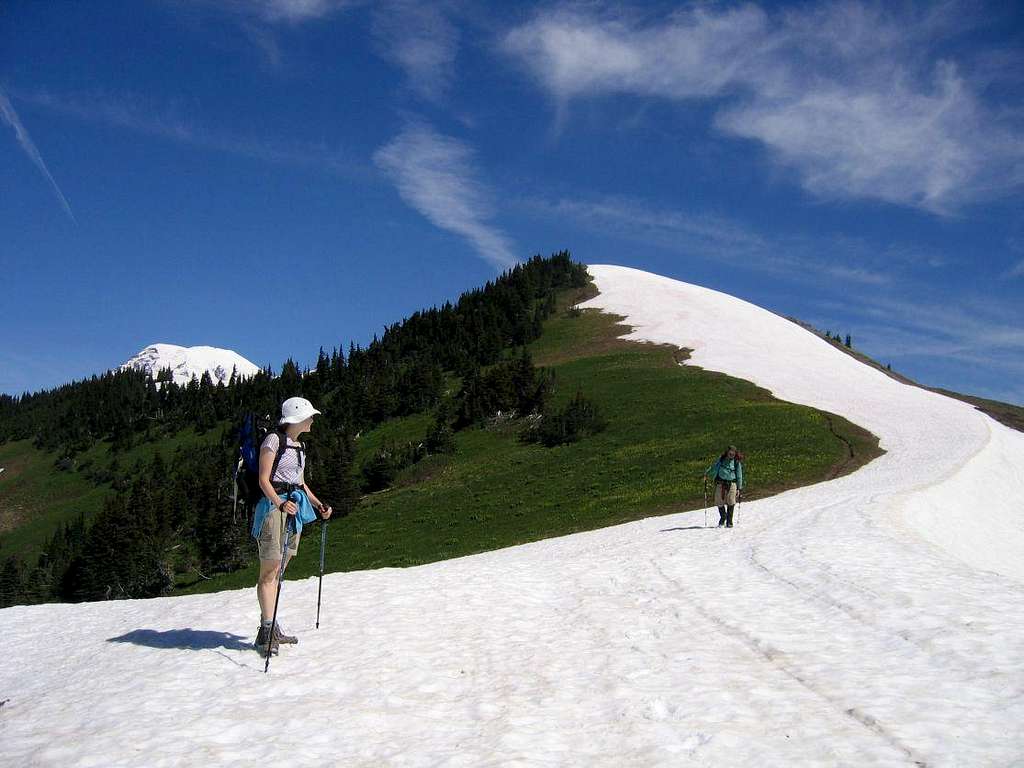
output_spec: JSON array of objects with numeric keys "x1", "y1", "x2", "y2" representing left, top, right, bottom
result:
[{"x1": 3, "y1": 265, "x2": 1023, "y2": 766}]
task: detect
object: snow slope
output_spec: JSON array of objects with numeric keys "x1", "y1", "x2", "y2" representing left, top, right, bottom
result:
[
  {"x1": 121, "y1": 343, "x2": 260, "y2": 387},
  {"x1": 3, "y1": 265, "x2": 1023, "y2": 766}
]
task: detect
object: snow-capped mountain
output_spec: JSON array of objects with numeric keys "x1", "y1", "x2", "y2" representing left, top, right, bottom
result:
[{"x1": 121, "y1": 343, "x2": 260, "y2": 386}]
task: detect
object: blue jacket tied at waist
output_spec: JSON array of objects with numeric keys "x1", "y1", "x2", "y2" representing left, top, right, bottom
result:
[{"x1": 251, "y1": 489, "x2": 318, "y2": 539}]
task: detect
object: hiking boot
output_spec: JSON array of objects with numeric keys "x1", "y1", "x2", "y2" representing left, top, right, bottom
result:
[
  {"x1": 255, "y1": 624, "x2": 279, "y2": 655},
  {"x1": 273, "y1": 624, "x2": 298, "y2": 645}
]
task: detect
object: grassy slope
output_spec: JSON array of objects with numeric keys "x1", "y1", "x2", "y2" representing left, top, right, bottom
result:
[
  {"x1": 0, "y1": 428, "x2": 223, "y2": 563},
  {"x1": 181, "y1": 284, "x2": 882, "y2": 595},
  {"x1": 0, "y1": 440, "x2": 109, "y2": 560}
]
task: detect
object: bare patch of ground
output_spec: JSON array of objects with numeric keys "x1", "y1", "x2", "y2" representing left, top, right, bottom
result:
[{"x1": 0, "y1": 455, "x2": 31, "y2": 533}]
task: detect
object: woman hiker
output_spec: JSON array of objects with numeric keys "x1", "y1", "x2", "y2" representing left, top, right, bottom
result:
[
  {"x1": 252, "y1": 396, "x2": 332, "y2": 655},
  {"x1": 705, "y1": 446, "x2": 744, "y2": 528}
]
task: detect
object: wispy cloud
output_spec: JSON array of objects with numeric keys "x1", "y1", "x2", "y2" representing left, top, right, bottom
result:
[
  {"x1": 374, "y1": 123, "x2": 518, "y2": 268},
  {"x1": 502, "y1": 1, "x2": 1024, "y2": 214},
  {"x1": 194, "y1": 0, "x2": 359, "y2": 24},
  {"x1": 189, "y1": 1, "x2": 461, "y2": 100},
  {"x1": 847, "y1": 293, "x2": 1024, "y2": 398},
  {"x1": 1004, "y1": 237, "x2": 1024, "y2": 278},
  {"x1": 504, "y1": 4, "x2": 769, "y2": 101},
  {"x1": 530, "y1": 194, "x2": 892, "y2": 286},
  {"x1": 240, "y1": 21, "x2": 284, "y2": 68},
  {"x1": 18, "y1": 89, "x2": 365, "y2": 179},
  {"x1": 184, "y1": 0, "x2": 363, "y2": 67},
  {"x1": 372, "y1": 1, "x2": 460, "y2": 103},
  {"x1": 0, "y1": 87, "x2": 76, "y2": 223},
  {"x1": 788, "y1": 282, "x2": 1024, "y2": 404},
  {"x1": 846, "y1": 319, "x2": 1024, "y2": 404},
  {"x1": 860, "y1": 293, "x2": 1024, "y2": 353}
]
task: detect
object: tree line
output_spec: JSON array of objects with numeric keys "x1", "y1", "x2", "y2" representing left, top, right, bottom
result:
[{"x1": 1, "y1": 253, "x2": 587, "y2": 451}]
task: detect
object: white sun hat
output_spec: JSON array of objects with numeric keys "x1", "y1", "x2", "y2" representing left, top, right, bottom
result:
[{"x1": 279, "y1": 396, "x2": 322, "y2": 425}]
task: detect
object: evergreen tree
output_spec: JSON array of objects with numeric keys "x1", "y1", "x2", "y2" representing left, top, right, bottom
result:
[
  {"x1": 361, "y1": 448, "x2": 398, "y2": 493},
  {"x1": 196, "y1": 493, "x2": 249, "y2": 576},
  {"x1": 425, "y1": 401, "x2": 457, "y2": 455},
  {"x1": 523, "y1": 389, "x2": 607, "y2": 447},
  {"x1": 309, "y1": 428, "x2": 360, "y2": 516},
  {"x1": 279, "y1": 358, "x2": 302, "y2": 397},
  {"x1": 69, "y1": 477, "x2": 174, "y2": 601},
  {"x1": 455, "y1": 367, "x2": 486, "y2": 429},
  {"x1": 0, "y1": 555, "x2": 25, "y2": 608}
]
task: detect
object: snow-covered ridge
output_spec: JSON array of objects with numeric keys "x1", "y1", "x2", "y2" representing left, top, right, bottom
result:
[
  {"x1": 581, "y1": 264, "x2": 1024, "y2": 579},
  {"x1": 3, "y1": 266, "x2": 1023, "y2": 766},
  {"x1": 120, "y1": 343, "x2": 260, "y2": 387}
]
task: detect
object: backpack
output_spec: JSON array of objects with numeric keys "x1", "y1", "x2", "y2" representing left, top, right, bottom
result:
[
  {"x1": 234, "y1": 413, "x2": 305, "y2": 520},
  {"x1": 716, "y1": 452, "x2": 744, "y2": 481}
]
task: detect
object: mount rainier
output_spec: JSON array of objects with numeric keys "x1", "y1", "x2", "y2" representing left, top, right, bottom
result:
[{"x1": 120, "y1": 343, "x2": 260, "y2": 387}]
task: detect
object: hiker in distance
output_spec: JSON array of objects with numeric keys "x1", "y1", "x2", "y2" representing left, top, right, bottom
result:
[
  {"x1": 705, "y1": 445, "x2": 744, "y2": 528},
  {"x1": 252, "y1": 397, "x2": 332, "y2": 655}
]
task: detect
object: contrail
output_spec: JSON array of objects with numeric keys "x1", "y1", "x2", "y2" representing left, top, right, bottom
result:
[{"x1": 0, "y1": 86, "x2": 77, "y2": 224}]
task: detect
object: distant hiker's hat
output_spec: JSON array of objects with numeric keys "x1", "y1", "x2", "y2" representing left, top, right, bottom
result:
[{"x1": 279, "y1": 396, "x2": 321, "y2": 425}]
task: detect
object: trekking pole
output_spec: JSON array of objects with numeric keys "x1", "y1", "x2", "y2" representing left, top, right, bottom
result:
[
  {"x1": 315, "y1": 517, "x2": 328, "y2": 629},
  {"x1": 703, "y1": 475, "x2": 708, "y2": 529},
  {"x1": 265, "y1": 511, "x2": 292, "y2": 674}
]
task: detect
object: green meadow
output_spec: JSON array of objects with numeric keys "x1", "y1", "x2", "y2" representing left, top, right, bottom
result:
[
  {"x1": 180, "y1": 290, "x2": 880, "y2": 594},
  {"x1": 0, "y1": 428, "x2": 223, "y2": 563}
]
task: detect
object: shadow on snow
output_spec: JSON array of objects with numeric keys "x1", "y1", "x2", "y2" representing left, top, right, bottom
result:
[{"x1": 107, "y1": 628, "x2": 252, "y2": 652}]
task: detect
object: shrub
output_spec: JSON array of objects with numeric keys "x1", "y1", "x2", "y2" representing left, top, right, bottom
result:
[
  {"x1": 522, "y1": 390, "x2": 607, "y2": 447},
  {"x1": 454, "y1": 350, "x2": 552, "y2": 430},
  {"x1": 360, "y1": 442, "x2": 428, "y2": 492},
  {"x1": 425, "y1": 419, "x2": 457, "y2": 455},
  {"x1": 425, "y1": 400, "x2": 457, "y2": 455}
]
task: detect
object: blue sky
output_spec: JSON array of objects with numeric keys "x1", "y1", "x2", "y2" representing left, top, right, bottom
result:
[{"x1": 2, "y1": 0, "x2": 1023, "y2": 404}]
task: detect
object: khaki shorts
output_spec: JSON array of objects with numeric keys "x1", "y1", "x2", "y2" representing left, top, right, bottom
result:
[
  {"x1": 257, "y1": 507, "x2": 301, "y2": 561},
  {"x1": 714, "y1": 481, "x2": 738, "y2": 507}
]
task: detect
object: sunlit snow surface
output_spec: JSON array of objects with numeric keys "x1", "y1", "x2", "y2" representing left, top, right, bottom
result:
[{"x1": 3, "y1": 265, "x2": 1023, "y2": 766}]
